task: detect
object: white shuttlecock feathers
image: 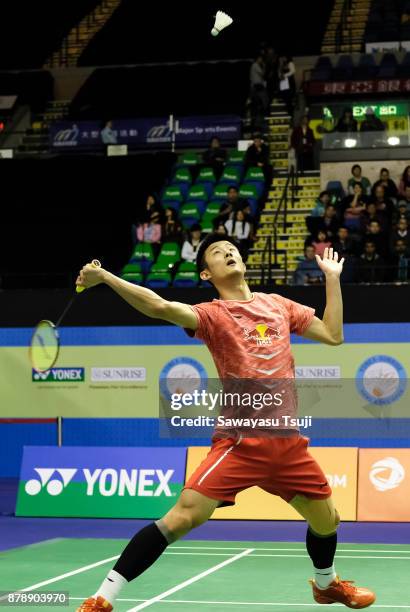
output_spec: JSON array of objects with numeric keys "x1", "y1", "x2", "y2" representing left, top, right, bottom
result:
[{"x1": 211, "y1": 10, "x2": 233, "y2": 36}]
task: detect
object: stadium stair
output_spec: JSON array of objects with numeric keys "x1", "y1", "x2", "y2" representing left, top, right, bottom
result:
[
  {"x1": 322, "y1": 0, "x2": 371, "y2": 54},
  {"x1": 44, "y1": 0, "x2": 121, "y2": 68},
  {"x1": 267, "y1": 98, "x2": 291, "y2": 173},
  {"x1": 246, "y1": 171, "x2": 320, "y2": 285}
]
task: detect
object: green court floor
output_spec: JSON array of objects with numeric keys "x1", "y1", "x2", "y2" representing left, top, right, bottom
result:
[{"x1": 1, "y1": 539, "x2": 409, "y2": 611}]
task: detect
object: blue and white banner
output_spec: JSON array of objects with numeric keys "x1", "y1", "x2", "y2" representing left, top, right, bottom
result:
[{"x1": 50, "y1": 115, "x2": 241, "y2": 149}]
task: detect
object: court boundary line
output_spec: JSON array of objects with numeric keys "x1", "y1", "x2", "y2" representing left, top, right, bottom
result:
[
  {"x1": 124, "y1": 548, "x2": 254, "y2": 611},
  {"x1": 170, "y1": 545, "x2": 410, "y2": 554}
]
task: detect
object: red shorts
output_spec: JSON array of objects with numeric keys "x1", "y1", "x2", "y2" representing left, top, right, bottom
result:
[{"x1": 184, "y1": 435, "x2": 332, "y2": 505}]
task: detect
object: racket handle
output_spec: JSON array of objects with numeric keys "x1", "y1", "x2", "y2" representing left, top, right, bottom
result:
[{"x1": 76, "y1": 259, "x2": 102, "y2": 293}]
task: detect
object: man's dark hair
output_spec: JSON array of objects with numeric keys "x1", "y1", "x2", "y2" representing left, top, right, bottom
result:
[
  {"x1": 227, "y1": 185, "x2": 239, "y2": 192},
  {"x1": 196, "y1": 233, "x2": 240, "y2": 274},
  {"x1": 351, "y1": 164, "x2": 361, "y2": 173}
]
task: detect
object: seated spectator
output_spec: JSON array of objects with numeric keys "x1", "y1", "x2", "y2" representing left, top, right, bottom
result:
[
  {"x1": 318, "y1": 204, "x2": 340, "y2": 239},
  {"x1": 372, "y1": 184, "x2": 395, "y2": 220},
  {"x1": 398, "y1": 185, "x2": 410, "y2": 212},
  {"x1": 372, "y1": 168, "x2": 398, "y2": 201},
  {"x1": 358, "y1": 241, "x2": 385, "y2": 283},
  {"x1": 390, "y1": 218, "x2": 410, "y2": 253},
  {"x1": 225, "y1": 209, "x2": 252, "y2": 260},
  {"x1": 311, "y1": 191, "x2": 331, "y2": 216},
  {"x1": 363, "y1": 219, "x2": 388, "y2": 258},
  {"x1": 389, "y1": 239, "x2": 410, "y2": 281},
  {"x1": 360, "y1": 202, "x2": 387, "y2": 233},
  {"x1": 245, "y1": 133, "x2": 270, "y2": 169},
  {"x1": 398, "y1": 165, "x2": 410, "y2": 197},
  {"x1": 136, "y1": 211, "x2": 162, "y2": 254},
  {"x1": 293, "y1": 245, "x2": 324, "y2": 285},
  {"x1": 347, "y1": 164, "x2": 371, "y2": 196},
  {"x1": 181, "y1": 224, "x2": 203, "y2": 262},
  {"x1": 306, "y1": 230, "x2": 332, "y2": 258},
  {"x1": 332, "y1": 226, "x2": 355, "y2": 257},
  {"x1": 344, "y1": 183, "x2": 367, "y2": 231},
  {"x1": 137, "y1": 193, "x2": 163, "y2": 224},
  {"x1": 335, "y1": 107, "x2": 358, "y2": 133},
  {"x1": 360, "y1": 107, "x2": 385, "y2": 132},
  {"x1": 162, "y1": 207, "x2": 183, "y2": 243},
  {"x1": 214, "y1": 221, "x2": 228, "y2": 235},
  {"x1": 393, "y1": 200, "x2": 410, "y2": 225},
  {"x1": 290, "y1": 115, "x2": 315, "y2": 172},
  {"x1": 100, "y1": 119, "x2": 117, "y2": 145},
  {"x1": 202, "y1": 137, "x2": 227, "y2": 177},
  {"x1": 214, "y1": 186, "x2": 247, "y2": 228}
]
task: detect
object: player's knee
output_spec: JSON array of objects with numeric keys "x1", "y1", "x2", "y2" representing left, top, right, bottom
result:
[{"x1": 311, "y1": 507, "x2": 340, "y2": 536}]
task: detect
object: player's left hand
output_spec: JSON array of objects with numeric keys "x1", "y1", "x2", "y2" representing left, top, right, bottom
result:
[{"x1": 315, "y1": 247, "x2": 344, "y2": 277}]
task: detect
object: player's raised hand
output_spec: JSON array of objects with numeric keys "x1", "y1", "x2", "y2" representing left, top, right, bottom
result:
[{"x1": 315, "y1": 247, "x2": 344, "y2": 277}]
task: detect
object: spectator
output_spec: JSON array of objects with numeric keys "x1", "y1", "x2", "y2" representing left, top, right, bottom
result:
[
  {"x1": 390, "y1": 218, "x2": 410, "y2": 252},
  {"x1": 215, "y1": 186, "x2": 245, "y2": 228},
  {"x1": 100, "y1": 120, "x2": 117, "y2": 145},
  {"x1": 358, "y1": 241, "x2": 385, "y2": 283},
  {"x1": 344, "y1": 183, "x2": 366, "y2": 231},
  {"x1": 136, "y1": 211, "x2": 162, "y2": 247},
  {"x1": 181, "y1": 224, "x2": 203, "y2": 262},
  {"x1": 332, "y1": 226, "x2": 355, "y2": 257},
  {"x1": 264, "y1": 46, "x2": 279, "y2": 100},
  {"x1": 398, "y1": 165, "x2": 410, "y2": 197},
  {"x1": 390, "y1": 239, "x2": 410, "y2": 281},
  {"x1": 249, "y1": 55, "x2": 269, "y2": 132},
  {"x1": 360, "y1": 107, "x2": 385, "y2": 132},
  {"x1": 393, "y1": 200, "x2": 410, "y2": 225},
  {"x1": 225, "y1": 209, "x2": 252, "y2": 260},
  {"x1": 162, "y1": 207, "x2": 183, "y2": 243},
  {"x1": 347, "y1": 164, "x2": 371, "y2": 196},
  {"x1": 214, "y1": 221, "x2": 228, "y2": 235},
  {"x1": 202, "y1": 137, "x2": 227, "y2": 176},
  {"x1": 363, "y1": 219, "x2": 388, "y2": 258},
  {"x1": 136, "y1": 193, "x2": 162, "y2": 224},
  {"x1": 245, "y1": 134, "x2": 270, "y2": 169},
  {"x1": 278, "y1": 55, "x2": 296, "y2": 118},
  {"x1": 398, "y1": 185, "x2": 410, "y2": 212},
  {"x1": 290, "y1": 115, "x2": 315, "y2": 173},
  {"x1": 360, "y1": 202, "x2": 387, "y2": 233},
  {"x1": 318, "y1": 204, "x2": 340, "y2": 239},
  {"x1": 311, "y1": 190, "x2": 331, "y2": 216},
  {"x1": 335, "y1": 107, "x2": 358, "y2": 133},
  {"x1": 293, "y1": 245, "x2": 324, "y2": 285},
  {"x1": 307, "y1": 229, "x2": 332, "y2": 258},
  {"x1": 372, "y1": 184, "x2": 395, "y2": 220},
  {"x1": 372, "y1": 168, "x2": 398, "y2": 201}
]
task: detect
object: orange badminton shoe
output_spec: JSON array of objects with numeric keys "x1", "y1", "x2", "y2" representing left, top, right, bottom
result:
[
  {"x1": 310, "y1": 576, "x2": 376, "y2": 608},
  {"x1": 76, "y1": 595, "x2": 113, "y2": 612}
]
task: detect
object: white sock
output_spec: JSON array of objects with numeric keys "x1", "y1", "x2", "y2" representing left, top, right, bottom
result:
[
  {"x1": 314, "y1": 565, "x2": 337, "y2": 589},
  {"x1": 93, "y1": 569, "x2": 128, "y2": 606}
]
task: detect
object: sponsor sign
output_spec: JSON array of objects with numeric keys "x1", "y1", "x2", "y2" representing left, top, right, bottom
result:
[
  {"x1": 16, "y1": 446, "x2": 186, "y2": 518},
  {"x1": 358, "y1": 449, "x2": 410, "y2": 521},
  {"x1": 91, "y1": 367, "x2": 146, "y2": 382},
  {"x1": 32, "y1": 368, "x2": 85, "y2": 382}
]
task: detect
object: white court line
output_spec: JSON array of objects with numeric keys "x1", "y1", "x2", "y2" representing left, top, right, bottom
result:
[
  {"x1": 125, "y1": 548, "x2": 254, "y2": 611},
  {"x1": 171, "y1": 545, "x2": 410, "y2": 554},
  {"x1": 69, "y1": 598, "x2": 410, "y2": 609},
  {"x1": 164, "y1": 551, "x2": 410, "y2": 560},
  {"x1": 0, "y1": 554, "x2": 120, "y2": 603}
]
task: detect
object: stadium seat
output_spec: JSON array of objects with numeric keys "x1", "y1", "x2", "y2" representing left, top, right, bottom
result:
[
  {"x1": 227, "y1": 150, "x2": 245, "y2": 166},
  {"x1": 129, "y1": 242, "x2": 155, "y2": 274},
  {"x1": 186, "y1": 185, "x2": 209, "y2": 212},
  {"x1": 244, "y1": 166, "x2": 265, "y2": 184},
  {"x1": 239, "y1": 183, "x2": 260, "y2": 215},
  {"x1": 200, "y1": 216, "x2": 215, "y2": 232},
  {"x1": 162, "y1": 185, "x2": 184, "y2": 209},
  {"x1": 397, "y1": 51, "x2": 410, "y2": 77},
  {"x1": 326, "y1": 180, "x2": 345, "y2": 200},
  {"x1": 120, "y1": 263, "x2": 143, "y2": 285},
  {"x1": 177, "y1": 152, "x2": 200, "y2": 167},
  {"x1": 173, "y1": 261, "x2": 199, "y2": 287},
  {"x1": 212, "y1": 184, "x2": 229, "y2": 200},
  {"x1": 180, "y1": 203, "x2": 201, "y2": 228},
  {"x1": 146, "y1": 271, "x2": 172, "y2": 288},
  {"x1": 353, "y1": 54, "x2": 378, "y2": 80},
  {"x1": 377, "y1": 53, "x2": 398, "y2": 78},
  {"x1": 220, "y1": 165, "x2": 242, "y2": 185},
  {"x1": 197, "y1": 166, "x2": 216, "y2": 184},
  {"x1": 155, "y1": 242, "x2": 181, "y2": 270},
  {"x1": 172, "y1": 167, "x2": 192, "y2": 186},
  {"x1": 311, "y1": 56, "x2": 332, "y2": 81},
  {"x1": 333, "y1": 55, "x2": 354, "y2": 81}
]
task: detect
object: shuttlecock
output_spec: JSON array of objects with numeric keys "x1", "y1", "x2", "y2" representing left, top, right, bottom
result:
[{"x1": 211, "y1": 10, "x2": 233, "y2": 36}]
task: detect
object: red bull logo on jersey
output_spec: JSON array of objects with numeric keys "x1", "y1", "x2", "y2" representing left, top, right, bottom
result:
[{"x1": 243, "y1": 324, "x2": 282, "y2": 346}]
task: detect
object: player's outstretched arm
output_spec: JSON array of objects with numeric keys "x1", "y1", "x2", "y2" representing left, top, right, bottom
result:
[
  {"x1": 76, "y1": 264, "x2": 198, "y2": 330},
  {"x1": 302, "y1": 247, "x2": 344, "y2": 346}
]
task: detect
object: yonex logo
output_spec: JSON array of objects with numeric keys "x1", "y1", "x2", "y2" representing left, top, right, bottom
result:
[
  {"x1": 369, "y1": 457, "x2": 405, "y2": 492},
  {"x1": 25, "y1": 468, "x2": 77, "y2": 496},
  {"x1": 32, "y1": 368, "x2": 85, "y2": 382}
]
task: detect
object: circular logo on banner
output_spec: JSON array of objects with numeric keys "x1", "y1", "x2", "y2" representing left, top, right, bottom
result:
[
  {"x1": 159, "y1": 357, "x2": 208, "y2": 400},
  {"x1": 356, "y1": 355, "x2": 407, "y2": 405},
  {"x1": 369, "y1": 457, "x2": 405, "y2": 492}
]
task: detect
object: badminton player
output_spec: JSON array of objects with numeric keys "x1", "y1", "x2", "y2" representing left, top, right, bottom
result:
[{"x1": 76, "y1": 234, "x2": 375, "y2": 610}]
